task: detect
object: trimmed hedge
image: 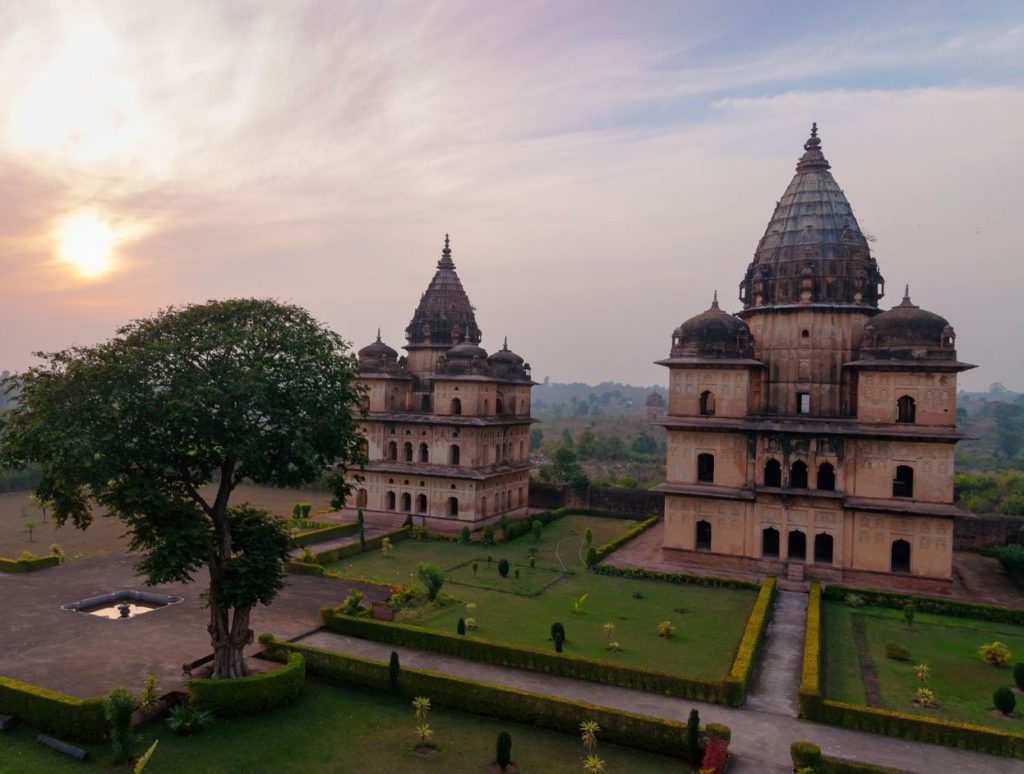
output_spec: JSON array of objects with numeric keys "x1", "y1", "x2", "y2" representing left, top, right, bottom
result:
[
  {"x1": 791, "y1": 741, "x2": 910, "y2": 774},
  {"x1": 310, "y1": 526, "x2": 409, "y2": 564},
  {"x1": 426, "y1": 507, "x2": 647, "y2": 546},
  {"x1": 586, "y1": 515, "x2": 660, "y2": 566},
  {"x1": 0, "y1": 554, "x2": 61, "y2": 573},
  {"x1": 321, "y1": 610, "x2": 731, "y2": 704},
  {"x1": 290, "y1": 521, "x2": 360, "y2": 549},
  {"x1": 188, "y1": 653, "x2": 306, "y2": 716},
  {"x1": 725, "y1": 576, "x2": 776, "y2": 705},
  {"x1": 821, "y1": 583, "x2": 1024, "y2": 626},
  {"x1": 592, "y1": 564, "x2": 759, "y2": 590},
  {"x1": 799, "y1": 581, "x2": 823, "y2": 719},
  {"x1": 0, "y1": 675, "x2": 106, "y2": 742},
  {"x1": 261, "y1": 637, "x2": 722, "y2": 759},
  {"x1": 803, "y1": 582, "x2": 1024, "y2": 757}
]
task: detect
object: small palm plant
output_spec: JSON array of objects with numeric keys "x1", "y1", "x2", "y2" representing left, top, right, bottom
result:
[
  {"x1": 658, "y1": 620, "x2": 677, "y2": 638},
  {"x1": 583, "y1": 754, "x2": 607, "y2": 773},
  {"x1": 914, "y1": 663, "x2": 930, "y2": 683},
  {"x1": 413, "y1": 696, "x2": 434, "y2": 746},
  {"x1": 580, "y1": 720, "x2": 600, "y2": 752}
]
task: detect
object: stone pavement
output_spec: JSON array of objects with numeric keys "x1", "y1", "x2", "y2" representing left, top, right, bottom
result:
[
  {"x1": 296, "y1": 629, "x2": 1020, "y2": 774},
  {"x1": 745, "y1": 590, "x2": 806, "y2": 716}
]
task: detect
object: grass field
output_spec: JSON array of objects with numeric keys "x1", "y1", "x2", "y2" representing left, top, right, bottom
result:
[
  {"x1": 325, "y1": 515, "x2": 757, "y2": 679},
  {"x1": 0, "y1": 677, "x2": 684, "y2": 773},
  {"x1": 822, "y1": 600, "x2": 1024, "y2": 731},
  {"x1": 0, "y1": 485, "x2": 336, "y2": 561}
]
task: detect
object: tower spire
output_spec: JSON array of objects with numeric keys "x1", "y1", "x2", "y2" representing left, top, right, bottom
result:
[
  {"x1": 710, "y1": 290, "x2": 720, "y2": 311},
  {"x1": 437, "y1": 233, "x2": 454, "y2": 269}
]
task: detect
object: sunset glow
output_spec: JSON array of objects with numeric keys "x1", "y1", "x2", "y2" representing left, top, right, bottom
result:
[{"x1": 56, "y1": 211, "x2": 115, "y2": 279}]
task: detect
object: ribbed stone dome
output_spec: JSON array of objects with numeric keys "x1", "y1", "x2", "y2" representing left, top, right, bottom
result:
[
  {"x1": 446, "y1": 342, "x2": 488, "y2": 360},
  {"x1": 405, "y1": 235, "x2": 482, "y2": 347},
  {"x1": 739, "y1": 124, "x2": 884, "y2": 311},
  {"x1": 489, "y1": 338, "x2": 524, "y2": 365},
  {"x1": 670, "y1": 295, "x2": 753, "y2": 359},
  {"x1": 358, "y1": 330, "x2": 398, "y2": 361}
]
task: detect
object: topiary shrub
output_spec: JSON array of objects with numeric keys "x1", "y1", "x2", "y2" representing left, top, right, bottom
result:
[
  {"x1": 389, "y1": 651, "x2": 400, "y2": 694},
  {"x1": 790, "y1": 741, "x2": 823, "y2": 770},
  {"x1": 457, "y1": 618, "x2": 466, "y2": 636},
  {"x1": 498, "y1": 559, "x2": 510, "y2": 578},
  {"x1": 1014, "y1": 663, "x2": 1024, "y2": 691},
  {"x1": 417, "y1": 563, "x2": 445, "y2": 601},
  {"x1": 483, "y1": 525, "x2": 495, "y2": 545},
  {"x1": 586, "y1": 546, "x2": 598, "y2": 567},
  {"x1": 686, "y1": 709, "x2": 702, "y2": 767},
  {"x1": 551, "y1": 622, "x2": 566, "y2": 642},
  {"x1": 496, "y1": 730, "x2": 512, "y2": 770},
  {"x1": 104, "y1": 687, "x2": 136, "y2": 764},
  {"x1": 885, "y1": 641, "x2": 911, "y2": 661},
  {"x1": 554, "y1": 634, "x2": 563, "y2": 653},
  {"x1": 459, "y1": 526, "x2": 471, "y2": 544},
  {"x1": 995, "y1": 686, "x2": 1016, "y2": 715}
]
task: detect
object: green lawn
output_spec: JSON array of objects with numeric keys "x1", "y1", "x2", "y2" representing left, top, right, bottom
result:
[
  {"x1": 0, "y1": 678, "x2": 683, "y2": 773},
  {"x1": 326, "y1": 515, "x2": 757, "y2": 679},
  {"x1": 822, "y1": 600, "x2": 1024, "y2": 731}
]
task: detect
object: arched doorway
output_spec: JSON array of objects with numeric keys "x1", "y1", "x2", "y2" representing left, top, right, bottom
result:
[
  {"x1": 385, "y1": 491, "x2": 396, "y2": 511},
  {"x1": 450, "y1": 397, "x2": 462, "y2": 415},
  {"x1": 790, "y1": 461, "x2": 808, "y2": 489},
  {"x1": 695, "y1": 520, "x2": 712, "y2": 551},
  {"x1": 814, "y1": 533, "x2": 834, "y2": 565},
  {"x1": 699, "y1": 390, "x2": 716, "y2": 416},
  {"x1": 762, "y1": 527, "x2": 780, "y2": 558},
  {"x1": 416, "y1": 494, "x2": 427, "y2": 514},
  {"x1": 896, "y1": 395, "x2": 916, "y2": 424},
  {"x1": 697, "y1": 453, "x2": 715, "y2": 483},
  {"x1": 788, "y1": 530, "x2": 806, "y2": 561},
  {"x1": 400, "y1": 493, "x2": 411, "y2": 512},
  {"x1": 817, "y1": 462, "x2": 836, "y2": 491},
  {"x1": 893, "y1": 466, "x2": 914, "y2": 498},
  {"x1": 447, "y1": 497, "x2": 459, "y2": 517},
  {"x1": 764, "y1": 459, "x2": 782, "y2": 487},
  {"x1": 449, "y1": 445, "x2": 460, "y2": 465},
  {"x1": 891, "y1": 539, "x2": 911, "y2": 573},
  {"x1": 403, "y1": 442, "x2": 413, "y2": 462},
  {"x1": 419, "y1": 443, "x2": 429, "y2": 462}
]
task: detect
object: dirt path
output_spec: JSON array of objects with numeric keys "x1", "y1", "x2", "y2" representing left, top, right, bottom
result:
[{"x1": 851, "y1": 613, "x2": 882, "y2": 707}]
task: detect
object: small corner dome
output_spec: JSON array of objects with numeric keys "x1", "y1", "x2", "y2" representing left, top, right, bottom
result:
[
  {"x1": 446, "y1": 342, "x2": 488, "y2": 360},
  {"x1": 860, "y1": 288, "x2": 956, "y2": 359},
  {"x1": 359, "y1": 333, "x2": 398, "y2": 361},
  {"x1": 489, "y1": 338, "x2": 524, "y2": 365},
  {"x1": 671, "y1": 294, "x2": 753, "y2": 359}
]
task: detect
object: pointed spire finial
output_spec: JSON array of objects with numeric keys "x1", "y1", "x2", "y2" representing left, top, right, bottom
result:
[
  {"x1": 376, "y1": 327, "x2": 381, "y2": 341},
  {"x1": 709, "y1": 290, "x2": 720, "y2": 311},
  {"x1": 904, "y1": 284, "x2": 910, "y2": 301},
  {"x1": 896, "y1": 284, "x2": 919, "y2": 309},
  {"x1": 798, "y1": 121, "x2": 828, "y2": 171},
  {"x1": 438, "y1": 232, "x2": 454, "y2": 269},
  {"x1": 811, "y1": 122, "x2": 818, "y2": 139},
  {"x1": 503, "y1": 335, "x2": 508, "y2": 350}
]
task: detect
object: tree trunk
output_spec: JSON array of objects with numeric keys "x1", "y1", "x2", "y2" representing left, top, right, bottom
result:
[{"x1": 209, "y1": 604, "x2": 253, "y2": 678}]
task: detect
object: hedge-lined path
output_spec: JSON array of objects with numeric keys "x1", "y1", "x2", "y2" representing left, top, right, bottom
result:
[
  {"x1": 744, "y1": 589, "x2": 806, "y2": 717},
  {"x1": 298, "y1": 630, "x2": 1021, "y2": 773},
  {"x1": 286, "y1": 524, "x2": 390, "y2": 558}
]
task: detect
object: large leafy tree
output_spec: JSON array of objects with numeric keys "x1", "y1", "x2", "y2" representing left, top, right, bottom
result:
[{"x1": 0, "y1": 299, "x2": 365, "y2": 678}]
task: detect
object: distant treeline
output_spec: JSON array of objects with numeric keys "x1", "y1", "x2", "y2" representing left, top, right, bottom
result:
[
  {"x1": 955, "y1": 470, "x2": 1024, "y2": 516},
  {"x1": 0, "y1": 465, "x2": 42, "y2": 493}
]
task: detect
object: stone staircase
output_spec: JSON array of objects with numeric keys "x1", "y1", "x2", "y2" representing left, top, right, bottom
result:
[{"x1": 778, "y1": 561, "x2": 808, "y2": 592}]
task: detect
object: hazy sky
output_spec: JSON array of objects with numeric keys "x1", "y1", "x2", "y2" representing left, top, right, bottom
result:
[{"x1": 1, "y1": 1, "x2": 1021, "y2": 390}]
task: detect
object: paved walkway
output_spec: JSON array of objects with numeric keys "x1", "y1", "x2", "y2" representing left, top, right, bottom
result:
[
  {"x1": 287, "y1": 524, "x2": 389, "y2": 559},
  {"x1": 745, "y1": 590, "x2": 806, "y2": 716},
  {"x1": 296, "y1": 630, "x2": 1019, "y2": 774}
]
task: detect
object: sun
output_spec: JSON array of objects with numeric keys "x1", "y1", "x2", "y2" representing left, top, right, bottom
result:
[{"x1": 57, "y1": 211, "x2": 115, "y2": 279}]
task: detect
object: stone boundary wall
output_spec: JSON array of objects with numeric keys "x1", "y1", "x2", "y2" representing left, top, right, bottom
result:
[{"x1": 954, "y1": 514, "x2": 1024, "y2": 550}]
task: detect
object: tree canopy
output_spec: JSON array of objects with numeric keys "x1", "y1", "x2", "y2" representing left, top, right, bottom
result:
[{"x1": 0, "y1": 299, "x2": 366, "y2": 676}]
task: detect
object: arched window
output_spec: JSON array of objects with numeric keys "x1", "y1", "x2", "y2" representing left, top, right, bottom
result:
[
  {"x1": 419, "y1": 443, "x2": 429, "y2": 463},
  {"x1": 764, "y1": 459, "x2": 782, "y2": 487},
  {"x1": 495, "y1": 444, "x2": 501, "y2": 464},
  {"x1": 697, "y1": 453, "x2": 715, "y2": 483},
  {"x1": 356, "y1": 489, "x2": 368, "y2": 508},
  {"x1": 483, "y1": 399, "x2": 490, "y2": 415},
  {"x1": 893, "y1": 465, "x2": 914, "y2": 498},
  {"x1": 518, "y1": 487, "x2": 524, "y2": 506},
  {"x1": 385, "y1": 491, "x2": 396, "y2": 511},
  {"x1": 814, "y1": 533, "x2": 834, "y2": 565},
  {"x1": 762, "y1": 527, "x2": 780, "y2": 558},
  {"x1": 896, "y1": 395, "x2": 916, "y2": 424},
  {"x1": 416, "y1": 494, "x2": 427, "y2": 514},
  {"x1": 387, "y1": 441, "x2": 397, "y2": 461},
  {"x1": 496, "y1": 397, "x2": 504, "y2": 415},
  {"x1": 519, "y1": 441, "x2": 525, "y2": 459},
  {"x1": 790, "y1": 460, "x2": 808, "y2": 489},
  {"x1": 817, "y1": 462, "x2": 836, "y2": 491},
  {"x1": 696, "y1": 520, "x2": 712, "y2": 551},
  {"x1": 449, "y1": 445, "x2": 461, "y2": 465},
  {"x1": 891, "y1": 539, "x2": 911, "y2": 573},
  {"x1": 481, "y1": 496, "x2": 487, "y2": 516},
  {"x1": 401, "y1": 493, "x2": 411, "y2": 512},
  {"x1": 420, "y1": 394, "x2": 431, "y2": 412},
  {"x1": 788, "y1": 530, "x2": 806, "y2": 561},
  {"x1": 447, "y1": 497, "x2": 459, "y2": 517},
  {"x1": 403, "y1": 442, "x2": 413, "y2": 462},
  {"x1": 451, "y1": 397, "x2": 462, "y2": 416},
  {"x1": 699, "y1": 390, "x2": 716, "y2": 416}
]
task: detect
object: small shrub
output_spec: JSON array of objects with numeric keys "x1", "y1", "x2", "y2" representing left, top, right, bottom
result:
[
  {"x1": 483, "y1": 525, "x2": 495, "y2": 544},
  {"x1": 49, "y1": 543, "x2": 64, "y2": 562},
  {"x1": 138, "y1": 674, "x2": 160, "y2": 715},
  {"x1": 914, "y1": 663, "x2": 930, "y2": 682},
  {"x1": 551, "y1": 622, "x2": 566, "y2": 641},
  {"x1": 844, "y1": 593, "x2": 865, "y2": 608},
  {"x1": 904, "y1": 602, "x2": 915, "y2": 629},
  {"x1": 632, "y1": 590, "x2": 644, "y2": 600},
  {"x1": 340, "y1": 590, "x2": 367, "y2": 616},
  {"x1": 580, "y1": 719, "x2": 600, "y2": 751},
  {"x1": 459, "y1": 526, "x2": 471, "y2": 544},
  {"x1": 496, "y1": 730, "x2": 512, "y2": 770},
  {"x1": 913, "y1": 687, "x2": 936, "y2": 708},
  {"x1": 1014, "y1": 662, "x2": 1024, "y2": 691},
  {"x1": 979, "y1": 641, "x2": 1012, "y2": 667},
  {"x1": 381, "y1": 537, "x2": 392, "y2": 556},
  {"x1": 885, "y1": 641, "x2": 911, "y2": 661},
  {"x1": 602, "y1": 622, "x2": 616, "y2": 640},
  {"x1": 657, "y1": 620, "x2": 677, "y2": 639},
  {"x1": 299, "y1": 547, "x2": 316, "y2": 563},
  {"x1": 498, "y1": 559, "x2": 510, "y2": 578},
  {"x1": 457, "y1": 618, "x2": 466, "y2": 635},
  {"x1": 472, "y1": 561, "x2": 479, "y2": 576},
  {"x1": 607, "y1": 641, "x2": 621, "y2": 653},
  {"x1": 585, "y1": 546, "x2": 598, "y2": 567},
  {"x1": 529, "y1": 556, "x2": 536, "y2": 568},
  {"x1": 583, "y1": 754, "x2": 606, "y2": 773},
  {"x1": 292, "y1": 504, "x2": 302, "y2": 520},
  {"x1": 514, "y1": 568, "x2": 520, "y2": 580},
  {"x1": 994, "y1": 686, "x2": 1017, "y2": 715},
  {"x1": 532, "y1": 521, "x2": 542, "y2": 542},
  {"x1": 389, "y1": 651, "x2": 400, "y2": 693},
  {"x1": 167, "y1": 705, "x2": 213, "y2": 736},
  {"x1": 685, "y1": 708, "x2": 701, "y2": 768},
  {"x1": 105, "y1": 687, "x2": 136, "y2": 763},
  {"x1": 417, "y1": 563, "x2": 445, "y2": 601},
  {"x1": 584, "y1": 528, "x2": 593, "y2": 545},
  {"x1": 464, "y1": 617, "x2": 478, "y2": 631},
  {"x1": 790, "y1": 741, "x2": 823, "y2": 770},
  {"x1": 413, "y1": 526, "x2": 429, "y2": 541},
  {"x1": 19, "y1": 549, "x2": 34, "y2": 560}
]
